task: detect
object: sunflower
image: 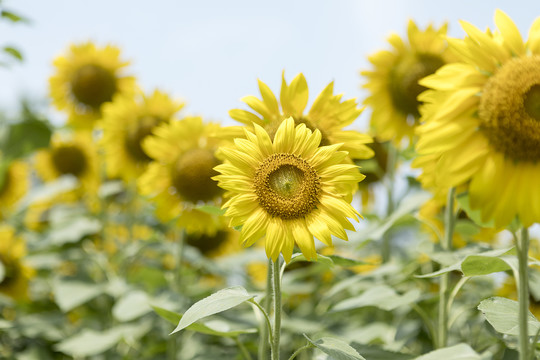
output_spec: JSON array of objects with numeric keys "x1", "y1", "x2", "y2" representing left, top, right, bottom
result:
[
  {"x1": 35, "y1": 132, "x2": 99, "y2": 194},
  {"x1": 185, "y1": 226, "x2": 242, "y2": 258},
  {"x1": 213, "y1": 117, "x2": 365, "y2": 262},
  {"x1": 229, "y1": 72, "x2": 373, "y2": 160},
  {"x1": 414, "y1": 10, "x2": 540, "y2": 228},
  {"x1": 0, "y1": 225, "x2": 34, "y2": 300},
  {"x1": 0, "y1": 159, "x2": 29, "y2": 219},
  {"x1": 362, "y1": 20, "x2": 454, "y2": 144},
  {"x1": 101, "y1": 90, "x2": 184, "y2": 183},
  {"x1": 138, "y1": 116, "x2": 225, "y2": 235},
  {"x1": 49, "y1": 42, "x2": 136, "y2": 128}
]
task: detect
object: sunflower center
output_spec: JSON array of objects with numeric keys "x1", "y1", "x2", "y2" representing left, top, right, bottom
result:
[
  {"x1": 125, "y1": 116, "x2": 162, "y2": 161},
  {"x1": 253, "y1": 153, "x2": 321, "y2": 220},
  {"x1": 0, "y1": 255, "x2": 18, "y2": 288},
  {"x1": 479, "y1": 56, "x2": 540, "y2": 162},
  {"x1": 171, "y1": 148, "x2": 222, "y2": 203},
  {"x1": 0, "y1": 167, "x2": 10, "y2": 197},
  {"x1": 70, "y1": 64, "x2": 117, "y2": 110},
  {"x1": 51, "y1": 145, "x2": 87, "y2": 177},
  {"x1": 389, "y1": 53, "x2": 445, "y2": 117},
  {"x1": 186, "y1": 230, "x2": 228, "y2": 256}
]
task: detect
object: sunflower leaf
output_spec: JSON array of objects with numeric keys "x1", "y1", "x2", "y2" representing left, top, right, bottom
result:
[
  {"x1": 478, "y1": 297, "x2": 540, "y2": 336},
  {"x1": 304, "y1": 334, "x2": 366, "y2": 360},
  {"x1": 195, "y1": 204, "x2": 226, "y2": 216},
  {"x1": 413, "y1": 343, "x2": 481, "y2": 360}
]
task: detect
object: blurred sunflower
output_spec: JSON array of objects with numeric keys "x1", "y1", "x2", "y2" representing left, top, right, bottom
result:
[
  {"x1": 101, "y1": 90, "x2": 184, "y2": 183},
  {"x1": 0, "y1": 225, "x2": 34, "y2": 300},
  {"x1": 138, "y1": 116, "x2": 225, "y2": 235},
  {"x1": 229, "y1": 72, "x2": 373, "y2": 160},
  {"x1": 213, "y1": 117, "x2": 365, "y2": 262},
  {"x1": 185, "y1": 226, "x2": 242, "y2": 259},
  {"x1": 35, "y1": 132, "x2": 99, "y2": 194},
  {"x1": 362, "y1": 20, "x2": 453, "y2": 144},
  {"x1": 0, "y1": 159, "x2": 29, "y2": 219},
  {"x1": 49, "y1": 42, "x2": 136, "y2": 128},
  {"x1": 414, "y1": 10, "x2": 540, "y2": 228}
]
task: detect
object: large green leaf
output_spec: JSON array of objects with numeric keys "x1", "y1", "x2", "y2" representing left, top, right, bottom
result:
[
  {"x1": 478, "y1": 297, "x2": 540, "y2": 336},
  {"x1": 1, "y1": 117, "x2": 51, "y2": 160},
  {"x1": 332, "y1": 285, "x2": 421, "y2": 312},
  {"x1": 53, "y1": 279, "x2": 105, "y2": 312},
  {"x1": 171, "y1": 286, "x2": 255, "y2": 334},
  {"x1": 456, "y1": 193, "x2": 495, "y2": 228},
  {"x1": 113, "y1": 290, "x2": 152, "y2": 322},
  {"x1": 414, "y1": 343, "x2": 481, "y2": 360},
  {"x1": 351, "y1": 343, "x2": 414, "y2": 360},
  {"x1": 304, "y1": 334, "x2": 366, "y2": 360},
  {"x1": 47, "y1": 217, "x2": 102, "y2": 245}
]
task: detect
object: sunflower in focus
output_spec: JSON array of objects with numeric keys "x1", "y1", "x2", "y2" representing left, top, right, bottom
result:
[
  {"x1": 49, "y1": 42, "x2": 136, "y2": 128},
  {"x1": 362, "y1": 20, "x2": 453, "y2": 144},
  {"x1": 214, "y1": 117, "x2": 365, "y2": 262},
  {"x1": 229, "y1": 72, "x2": 373, "y2": 160},
  {"x1": 0, "y1": 225, "x2": 34, "y2": 300},
  {"x1": 138, "y1": 116, "x2": 225, "y2": 235},
  {"x1": 414, "y1": 10, "x2": 540, "y2": 228},
  {"x1": 0, "y1": 159, "x2": 29, "y2": 219},
  {"x1": 101, "y1": 90, "x2": 184, "y2": 183},
  {"x1": 35, "y1": 132, "x2": 99, "y2": 194}
]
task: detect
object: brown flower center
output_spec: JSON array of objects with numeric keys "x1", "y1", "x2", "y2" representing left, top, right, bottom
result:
[
  {"x1": 70, "y1": 64, "x2": 117, "y2": 110},
  {"x1": 51, "y1": 145, "x2": 87, "y2": 177},
  {"x1": 125, "y1": 116, "x2": 163, "y2": 161},
  {"x1": 171, "y1": 148, "x2": 222, "y2": 203},
  {"x1": 0, "y1": 255, "x2": 19, "y2": 288},
  {"x1": 479, "y1": 56, "x2": 540, "y2": 162},
  {"x1": 186, "y1": 230, "x2": 228, "y2": 256},
  {"x1": 389, "y1": 53, "x2": 445, "y2": 117},
  {"x1": 0, "y1": 166, "x2": 11, "y2": 197},
  {"x1": 253, "y1": 153, "x2": 321, "y2": 220}
]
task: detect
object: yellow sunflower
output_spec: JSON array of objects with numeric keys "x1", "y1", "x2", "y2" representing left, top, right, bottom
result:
[
  {"x1": 213, "y1": 117, "x2": 365, "y2": 262},
  {"x1": 185, "y1": 226, "x2": 242, "y2": 258},
  {"x1": 414, "y1": 10, "x2": 540, "y2": 228},
  {"x1": 101, "y1": 90, "x2": 184, "y2": 183},
  {"x1": 229, "y1": 72, "x2": 373, "y2": 160},
  {"x1": 362, "y1": 20, "x2": 454, "y2": 144},
  {"x1": 0, "y1": 159, "x2": 29, "y2": 219},
  {"x1": 138, "y1": 116, "x2": 225, "y2": 235},
  {"x1": 35, "y1": 132, "x2": 99, "y2": 194},
  {"x1": 0, "y1": 225, "x2": 34, "y2": 300},
  {"x1": 49, "y1": 41, "x2": 136, "y2": 128}
]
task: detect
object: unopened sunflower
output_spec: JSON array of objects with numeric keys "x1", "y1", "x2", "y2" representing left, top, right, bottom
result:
[
  {"x1": 0, "y1": 225, "x2": 34, "y2": 300},
  {"x1": 229, "y1": 72, "x2": 373, "y2": 160},
  {"x1": 213, "y1": 117, "x2": 365, "y2": 262},
  {"x1": 101, "y1": 90, "x2": 184, "y2": 183},
  {"x1": 362, "y1": 20, "x2": 453, "y2": 144},
  {"x1": 138, "y1": 116, "x2": 225, "y2": 235},
  {"x1": 0, "y1": 159, "x2": 29, "y2": 219},
  {"x1": 414, "y1": 10, "x2": 540, "y2": 228},
  {"x1": 49, "y1": 42, "x2": 136, "y2": 128}
]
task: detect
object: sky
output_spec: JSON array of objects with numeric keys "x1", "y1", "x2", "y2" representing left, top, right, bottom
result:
[{"x1": 2, "y1": 0, "x2": 540, "y2": 128}]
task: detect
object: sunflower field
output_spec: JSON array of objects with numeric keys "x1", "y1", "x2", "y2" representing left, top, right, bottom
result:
[{"x1": 3, "y1": 2, "x2": 540, "y2": 360}]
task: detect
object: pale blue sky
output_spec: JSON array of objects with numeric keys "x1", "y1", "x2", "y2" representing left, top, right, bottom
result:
[{"x1": 2, "y1": 0, "x2": 540, "y2": 128}]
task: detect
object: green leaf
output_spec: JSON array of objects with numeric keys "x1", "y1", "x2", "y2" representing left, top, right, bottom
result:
[
  {"x1": 350, "y1": 343, "x2": 414, "y2": 360},
  {"x1": 3, "y1": 46, "x2": 22, "y2": 61},
  {"x1": 304, "y1": 334, "x2": 366, "y2": 360},
  {"x1": 456, "y1": 193, "x2": 495, "y2": 228},
  {"x1": 1, "y1": 118, "x2": 51, "y2": 159},
  {"x1": 327, "y1": 255, "x2": 369, "y2": 267},
  {"x1": 414, "y1": 343, "x2": 481, "y2": 360},
  {"x1": 1, "y1": 10, "x2": 29, "y2": 23},
  {"x1": 0, "y1": 319, "x2": 12, "y2": 330},
  {"x1": 454, "y1": 220, "x2": 480, "y2": 236},
  {"x1": 195, "y1": 204, "x2": 226, "y2": 216},
  {"x1": 478, "y1": 297, "x2": 540, "y2": 336},
  {"x1": 332, "y1": 285, "x2": 421, "y2": 312},
  {"x1": 113, "y1": 290, "x2": 152, "y2": 322},
  {"x1": 47, "y1": 217, "x2": 102, "y2": 245},
  {"x1": 288, "y1": 253, "x2": 333, "y2": 267},
  {"x1": 152, "y1": 305, "x2": 183, "y2": 325},
  {"x1": 171, "y1": 286, "x2": 255, "y2": 334},
  {"x1": 53, "y1": 279, "x2": 104, "y2": 312}
]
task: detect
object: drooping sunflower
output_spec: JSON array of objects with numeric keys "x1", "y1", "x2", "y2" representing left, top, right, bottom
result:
[
  {"x1": 213, "y1": 117, "x2": 365, "y2": 262},
  {"x1": 101, "y1": 90, "x2": 184, "y2": 183},
  {"x1": 362, "y1": 20, "x2": 454, "y2": 144},
  {"x1": 0, "y1": 159, "x2": 29, "y2": 219},
  {"x1": 35, "y1": 132, "x2": 99, "y2": 194},
  {"x1": 49, "y1": 42, "x2": 136, "y2": 128},
  {"x1": 0, "y1": 225, "x2": 34, "y2": 300},
  {"x1": 414, "y1": 10, "x2": 540, "y2": 228},
  {"x1": 138, "y1": 116, "x2": 225, "y2": 235},
  {"x1": 229, "y1": 72, "x2": 373, "y2": 160}
]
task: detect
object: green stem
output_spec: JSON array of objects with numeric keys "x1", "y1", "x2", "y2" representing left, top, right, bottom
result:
[
  {"x1": 235, "y1": 337, "x2": 253, "y2": 360},
  {"x1": 174, "y1": 228, "x2": 185, "y2": 295},
  {"x1": 259, "y1": 259, "x2": 273, "y2": 360},
  {"x1": 381, "y1": 143, "x2": 397, "y2": 263},
  {"x1": 517, "y1": 226, "x2": 530, "y2": 360},
  {"x1": 271, "y1": 259, "x2": 282, "y2": 360},
  {"x1": 287, "y1": 344, "x2": 314, "y2": 360},
  {"x1": 437, "y1": 187, "x2": 456, "y2": 348},
  {"x1": 248, "y1": 299, "x2": 273, "y2": 345}
]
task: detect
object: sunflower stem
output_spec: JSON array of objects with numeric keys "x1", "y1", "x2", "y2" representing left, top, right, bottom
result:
[
  {"x1": 517, "y1": 226, "x2": 530, "y2": 360},
  {"x1": 271, "y1": 258, "x2": 282, "y2": 360},
  {"x1": 381, "y1": 143, "x2": 397, "y2": 263},
  {"x1": 437, "y1": 187, "x2": 456, "y2": 348},
  {"x1": 174, "y1": 228, "x2": 185, "y2": 295},
  {"x1": 259, "y1": 259, "x2": 273, "y2": 360}
]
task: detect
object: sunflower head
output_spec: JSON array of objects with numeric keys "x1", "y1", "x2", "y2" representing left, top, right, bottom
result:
[
  {"x1": 229, "y1": 72, "x2": 374, "y2": 160},
  {"x1": 186, "y1": 227, "x2": 241, "y2": 258},
  {"x1": 214, "y1": 117, "x2": 365, "y2": 262},
  {"x1": 49, "y1": 42, "x2": 136, "y2": 128},
  {"x1": 0, "y1": 159, "x2": 29, "y2": 218},
  {"x1": 362, "y1": 20, "x2": 452, "y2": 144},
  {"x1": 0, "y1": 226, "x2": 34, "y2": 300}
]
